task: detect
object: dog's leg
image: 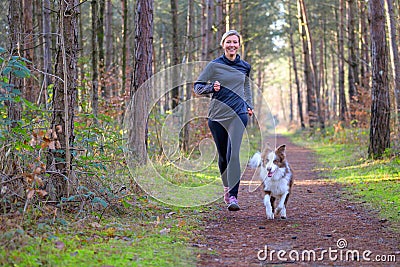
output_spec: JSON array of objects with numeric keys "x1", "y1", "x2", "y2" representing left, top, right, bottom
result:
[
  {"x1": 276, "y1": 192, "x2": 289, "y2": 219},
  {"x1": 263, "y1": 191, "x2": 274, "y2": 219}
]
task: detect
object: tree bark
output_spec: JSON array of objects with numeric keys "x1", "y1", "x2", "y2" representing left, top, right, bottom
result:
[
  {"x1": 347, "y1": 0, "x2": 360, "y2": 121},
  {"x1": 42, "y1": 0, "x2": 52, "y2": 106},
  {"x1": 48, "y1": 0, "x2": 79, "y2": 198},
  {"x1": 97, "y1": 0, "x2": 106, "y2": 98},
  {"x1": 368, "y1": 0, "x2": 390, "y2": 158},
  {"x1": 170, "y1": 0, "x2": 179, "y2": 109},
  {"x1": 128, "y1": 0, "x2": 153, "y2": 165},
  {"x1": 385, "y1": 0, "x2": 400, "y2": 132},
  {"x1": 105, "y1": 0, "x2": 113, "y2": 98},
  {"x1": 297, "y1": 0, "x2": 316, "y2": 128},
  {"x1": 338, "y1": 0, "x2": 347, "y2": 122},
  {"x1": 289, "y1": 1, "x2": 305, "y2": 129},
  {"x1": 22, "y1": 0, "x2": 35, "y2": 103},
  {"x1": 7, "y1": 0, "x2": 23, "y2": 129},
  {"x1": 121, "y1": 0, "x2": 127, "y2": 95},
  {"x1": 92, "y1": 0, "x2": 99, "y2": 122}
]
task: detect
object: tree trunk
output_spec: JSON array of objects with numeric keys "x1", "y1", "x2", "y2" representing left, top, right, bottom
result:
[
  {"x1": 7, "y1": 0, "x2": 23, "y2": 129},
  {"x1": 299, "y1": 0, "x2": 324, "y2": 131},
  {"x1": 359, "y1": 0, "x2": 370, "y2": 90},
  {"x1": 182, "y1": 0, "x2": 195, "y2": 152},
  {"x1": 121, "y1": 0, "x2": 127, "y2": 96},
  {"x1": 42, "y1": 0, "x2": 52, "y2": 106},
  {"x1": 170, "y1": 0, "x2": 179, "y2": 109},
  {"x1": 297, "y1": 0, "x2": 316, "y2": 128},
  {"x1": 91, "y1": 0, "x2": 99, "y2": 122},
  {"x1": 338, "y1": 0, "x2": 347, "y2": 122},
  {"x1": 105, "y1": 0, "x2": 113, "y2": 98},
  {"x1": 385, "y1": 0, "x2": 400, "y2": 132},
  {"x1": 22, "y1": 0, "x2": 35, "y2": 103},
  {"x1": 289, "y1": 1, "x2": 305, "y2": 129},
  {"x1": 128, "y1": 0, "x2": 153, "y2": 165},
  {"x1": 368, "y1": 0, "x2": 390, "y2": 158},
  {"x1": 97, "y1": 0, "x2": 106, "y2": 98},
  {"x1": 347, "y1": 0, "x2": 359, "y2": 121},
  {"x1": 48, "y1": 0, "x2": 79, "y2": 199}
]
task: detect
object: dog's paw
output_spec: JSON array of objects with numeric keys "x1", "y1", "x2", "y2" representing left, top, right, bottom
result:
[
  {"x1": 280, "y1": 216, "x2": 287, "y2": 220},
  {"x1": 266, "y1": 213, "x2": 274, "y2": 220}
]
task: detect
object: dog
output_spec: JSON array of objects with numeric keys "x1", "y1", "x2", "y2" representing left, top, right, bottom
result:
[{"x1": 251, "y1": 144, "x2": 293, "y2": 219}]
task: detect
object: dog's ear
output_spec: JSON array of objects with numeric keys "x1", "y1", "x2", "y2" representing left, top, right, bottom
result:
[
  {"x1": 261, "y1": 142, "x2": 272, "y2": 162},
  {"x1": 276, "y1": 144, "x2": 286, "y2": 158}
]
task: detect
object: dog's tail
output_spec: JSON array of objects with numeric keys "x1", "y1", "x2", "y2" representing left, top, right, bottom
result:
[{"x1": 248, "y1": 152, "x2": 261, "y2": 168}]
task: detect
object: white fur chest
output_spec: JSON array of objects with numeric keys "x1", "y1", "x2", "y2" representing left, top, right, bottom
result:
[{"x1": 260, "y1": 166, "x2": 291, "y2": 196}]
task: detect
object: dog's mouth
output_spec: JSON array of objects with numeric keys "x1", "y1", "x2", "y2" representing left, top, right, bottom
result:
[{"x1": 267, "y1": 170, "x2": 275, "y2": 177}]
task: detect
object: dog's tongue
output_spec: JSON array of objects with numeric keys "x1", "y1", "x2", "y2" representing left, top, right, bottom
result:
[{"x1": 268, "y1": 171, "x2": 273, "y2": 177}]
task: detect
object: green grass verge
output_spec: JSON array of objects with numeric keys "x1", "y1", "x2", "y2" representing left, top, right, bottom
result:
[
  {"x1": 288, "y1": 130, "x2": 400, "y2": 227},
  {"x1": 0, "y1": 198, "x2": 215, "y2": 267}
]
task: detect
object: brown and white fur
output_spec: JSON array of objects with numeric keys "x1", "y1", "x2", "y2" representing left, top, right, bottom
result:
[{"x1": 259, "y1": 144, "x2": 293, "y2": 220}]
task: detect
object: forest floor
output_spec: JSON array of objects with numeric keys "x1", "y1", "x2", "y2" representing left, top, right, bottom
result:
[{"x1": 194, "y1": 135, "x2": 399, "y2": 266}]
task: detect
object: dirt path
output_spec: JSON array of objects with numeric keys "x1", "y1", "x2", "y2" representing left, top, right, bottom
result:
[{"x1": 194, "y1": 136, "x2": 399, "y2": 266}]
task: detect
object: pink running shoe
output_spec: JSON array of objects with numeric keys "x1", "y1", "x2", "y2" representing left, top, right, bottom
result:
[
  {"x1": 227, "y1": 196, "x2": 240, "y2": 211},
  {"x1": 223, "y1": 186, "x2": 230, "y2": 204}
]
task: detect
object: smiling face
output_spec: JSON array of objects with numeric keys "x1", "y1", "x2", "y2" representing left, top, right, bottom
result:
[{"x1": 222, "y1": 34, "x2": 240, "y2": 60}]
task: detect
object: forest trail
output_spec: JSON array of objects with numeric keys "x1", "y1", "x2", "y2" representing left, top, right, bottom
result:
[{"x1": 194, "y1": 135, "x2": 399, "y2": 266}]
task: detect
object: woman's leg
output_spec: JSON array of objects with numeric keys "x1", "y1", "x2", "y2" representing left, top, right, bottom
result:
[
  {"x1": 208, "y1": 119, "x2": 229, "y2": 187},
  {"x1": 226, "y1": 113, "x2": 248, "y2": 198}
]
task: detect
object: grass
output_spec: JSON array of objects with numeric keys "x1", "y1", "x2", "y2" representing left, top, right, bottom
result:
[
  {"x1": 0, "y1": 196, "x2": 216, "y2": 267},
  {"x1": 289, "y1": 129, "x2": 400, "y2": 228}
]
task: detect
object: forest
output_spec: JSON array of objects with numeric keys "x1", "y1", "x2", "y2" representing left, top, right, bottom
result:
[{"x1": 0, "y1": 0, "x2": 399, "y2": 266}]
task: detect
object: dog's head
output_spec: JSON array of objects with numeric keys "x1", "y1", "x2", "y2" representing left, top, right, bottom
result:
[{"x1": 261, "y1": 144, "x2": 287, "y2": 179}]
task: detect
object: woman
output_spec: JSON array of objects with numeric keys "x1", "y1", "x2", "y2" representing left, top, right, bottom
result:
[{"x1": 194, "y1": 30, "x2": 253, "y2": 211}]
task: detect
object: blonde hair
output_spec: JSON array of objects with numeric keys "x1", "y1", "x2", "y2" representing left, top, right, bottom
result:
[{"x1": 220, "y1": 30, "x2": 241, "y2": 46}]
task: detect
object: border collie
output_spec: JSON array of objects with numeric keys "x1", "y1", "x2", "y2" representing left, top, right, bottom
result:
[{"x1": 250, "y1": 144, "x2": 293, "y2": 219}]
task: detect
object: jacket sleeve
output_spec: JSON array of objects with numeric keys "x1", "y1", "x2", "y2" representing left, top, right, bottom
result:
[
  {"x1": 244, "y1": 66, "x2": 253, "y2": 109},
  {"x1": 194, "y1": 82, "x2": 215, "y2": 95},
  {"x1": 193, "y1": 62, "x2": 215, "y2": 95}
]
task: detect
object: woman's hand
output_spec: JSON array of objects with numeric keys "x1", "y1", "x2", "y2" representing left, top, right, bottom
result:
[
  {"x1": 248, "y1": 108, "x2": 253, "y2": 116},
  {"x1": 213, "y1": 81, "x2": 221, "y2": 92}
]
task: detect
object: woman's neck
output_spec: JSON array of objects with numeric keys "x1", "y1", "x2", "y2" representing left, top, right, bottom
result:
[{"x1": 224, "y1": 53, "x2": 236, "y2": 61}]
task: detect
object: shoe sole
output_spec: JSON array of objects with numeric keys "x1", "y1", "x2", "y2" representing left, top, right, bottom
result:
[{"x1": 228, "y1": 203, "x2": 240, "y2": 211}]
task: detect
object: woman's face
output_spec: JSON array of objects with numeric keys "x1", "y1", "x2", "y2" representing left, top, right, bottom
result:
[{"x1": 222, "y1": 35, "x2": 240, "y2": 58}]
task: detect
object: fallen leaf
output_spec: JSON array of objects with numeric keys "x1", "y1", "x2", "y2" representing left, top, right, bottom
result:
[{"x1": 26, "y1": 189, "x2": 35, "y2": 199}]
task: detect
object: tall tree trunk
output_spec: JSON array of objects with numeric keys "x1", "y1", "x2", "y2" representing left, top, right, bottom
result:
[
  {"x1": 298, "y1": 0, "x2": 324, "y2": 131},
  {"x1": 288, "y1": 1, "x2": 305, "y2": 129},
  {"x1": 359, "y1": 0, "x2": 370, "y2": 90},
  {"x1": 121, "y1": 0, "x2": 127, "y2": 96},
  {"x1": 42, "y1": 0, "x2": 52, "y2": 106},
  {"x1": 368, "y1": 0, "x2": 390, "y2": 158},
  {"x1": 182, "y1": 0, "x2": 194, "y2": 152},
  {"x1": 7, "y1": 0, "x2": 23, "y2": 129},
  {"x1": 385, "y1": 0, "x2": 400, "y2": 132},
  {"x1": 23, "y1": 0, "x2": 35, "y2": 103},
  {"x1": 48, "y1": 0, "x2": 79, "y2": 199},
  {"x1": 105, "y1": 0, "x2": 113, "y2": 98},
  {"x1": 338, "y1": 0, "x2": 347, "y2": 122},
  {"x1": 92, "y1": 0, "x2": 99, "y2": 122},
  {"x1": 297, "y1": 0, "x2": 316, "y2": 128},
  {"x1": 201, "y1": 0, "x2": 207, "y2": 61},
  {"x1": 170, "y1": 0, "x2": 179, "y2": 109},
  {"x1": 97, "y1": 0, "x2": 106, "y2": 98},
  {"x1": 347, "y1": 0, "x2": 359, "y2": 121},
  {"x1": 128, "y1": 0, "x2": 153, "y2": 165}
]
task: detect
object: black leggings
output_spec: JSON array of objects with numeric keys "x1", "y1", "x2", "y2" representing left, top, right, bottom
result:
[{"x1": 208, "y1": 113, "x2": 248, "y2": 198}]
